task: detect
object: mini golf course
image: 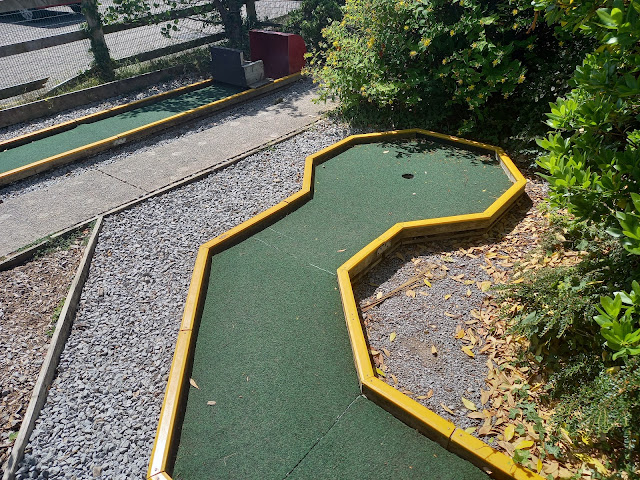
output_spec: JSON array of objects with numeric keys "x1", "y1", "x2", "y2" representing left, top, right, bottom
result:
[
  {"x1": 0, "y1": 83, "x2": 242, "y2": 176},
  {"x1": 150, "y1": 131, "x2": 535, "y2": 479},
  {"x1": 0, "y1": 74, "x2": 301, "y2": 187}
]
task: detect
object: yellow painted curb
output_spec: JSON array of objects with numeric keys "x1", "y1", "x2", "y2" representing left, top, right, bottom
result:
[
  {"x1": 0, "y1": 74, "x2": 302, "y2": 187},
  {"x1": 334, "y1": 131, "x2": 540, "y2": 480},
  {"x1": 0, "y1": 79, "x2": 213, "y2": 151},
  {"x1": 149, "y1": 129, "x2": 539, "y2": 480}
]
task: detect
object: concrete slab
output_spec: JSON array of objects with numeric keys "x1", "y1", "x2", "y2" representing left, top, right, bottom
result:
[
  {"x1": 0, "y1": 170, "x2": 142, "y2": 256},
  {"x1": 98, "y1": 88, "x2": 324, "y2": 192}
]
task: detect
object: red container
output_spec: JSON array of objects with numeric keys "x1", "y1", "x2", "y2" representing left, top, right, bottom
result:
[{"x1": 249, "y1": 30, "x2": 307, "y2": 80}]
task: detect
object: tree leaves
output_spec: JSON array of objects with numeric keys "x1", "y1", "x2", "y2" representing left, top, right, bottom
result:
[
  {"x1": 461, "y1": 397, "x2": 477, "y2": 411},
  {"x1": 503, "y1": 424, "x2": 515, "y2": 441}
]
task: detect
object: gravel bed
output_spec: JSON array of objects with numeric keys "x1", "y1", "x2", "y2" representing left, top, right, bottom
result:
[
  {"x1": 0, "y1": 73, "x2": 208, "y2": 144},
  {"x1": 356, "y1": 243, "x2": 495, "y2": 431},
  {"x1": 0, "y1": 78, "x2": 320, "y2": 203},
  {"x1": 0, "y1": 233, "x2": 90, "y2": 473},
  {"x1": 13, "y1": 120, "x2": 354, "y2": 480}
]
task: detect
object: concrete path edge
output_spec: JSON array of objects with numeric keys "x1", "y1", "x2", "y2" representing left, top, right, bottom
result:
[{"x1": 1, "y1": 217, "x2": 103, "y2": 480}]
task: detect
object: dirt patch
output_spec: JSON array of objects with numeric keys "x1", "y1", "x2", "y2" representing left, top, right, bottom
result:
[{"x1": 0, "y1": 230, "x2": 90, "y2": 471}]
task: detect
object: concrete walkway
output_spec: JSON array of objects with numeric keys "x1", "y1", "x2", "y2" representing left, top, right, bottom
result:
[{"x1": 0, "y1": 80, "x2": 330, "y2": 258}]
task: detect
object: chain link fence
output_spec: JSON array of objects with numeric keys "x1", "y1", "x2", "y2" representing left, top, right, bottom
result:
[{"x1": 0, "y1": 0, "x2": 300, "y2": 109}]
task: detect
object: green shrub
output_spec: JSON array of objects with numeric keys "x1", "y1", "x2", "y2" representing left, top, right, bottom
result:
[
  {"x1": 552, "y1": 358, "x2": 640, "y2": 475},
  {"x1": 309, "y1": 0, "x2": 588, "y2": 142},
  {"x1": 285, "y1": 0, "x2": 344, "y2": 52},
  {"x1": 535, "y1": 0, "x2": 640, "y2": 363},
  {"x1": 499, "y1": 241, "x2": 636, "y2": 355}
]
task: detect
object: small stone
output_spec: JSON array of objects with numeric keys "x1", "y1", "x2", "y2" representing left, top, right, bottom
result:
[{"x1": 92, "y1": 465, "x2": 102, "y2": 477}]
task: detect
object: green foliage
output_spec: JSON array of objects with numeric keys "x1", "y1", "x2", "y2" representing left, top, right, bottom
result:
[
  {"x1": 285, "y1": 0, "x2": 343, "y2": 52},
  {"x1": 552, "y1": 358, "x2": 640, "y2": 471},
  {"x1": 595, "y1": 282, "x2": 640, "y2": 360},
  {"x1": 46, "y1": 298, "x2": 66, "y2": 337},
  {"x1": 535, "y1": 0, "x2": 640, "y2": 250},
  {"x1": 309, "y1": 0, "x2": 588, "y2": 141},
  {"x1": 499, "y1": 242, "x2": 637, "y2": 353},
  {"x1": 534, "y1": 0, "x2": 640, "y2": 368},
  {"x1": 500, "y1": 235, "x2": 640, "y2": 473}
]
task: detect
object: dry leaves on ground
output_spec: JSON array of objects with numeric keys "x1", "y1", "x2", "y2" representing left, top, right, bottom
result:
[{"x1": 0, "y1": 232, "x2": 89, "y2": 468}]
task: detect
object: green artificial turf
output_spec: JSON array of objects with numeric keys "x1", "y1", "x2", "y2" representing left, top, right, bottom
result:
[
  {"x1": 173, "y1": 139, "x2": 514, "y2": 479},
  {"x1": 287, "y1": 396, "x2": 489, "y2": 480},
  {"x1": 0, "y1": 83, "x2": 243, "y2": 174}
]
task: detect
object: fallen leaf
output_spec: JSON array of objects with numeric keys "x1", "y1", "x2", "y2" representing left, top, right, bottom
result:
[
  {"x1": 440, "y1": 403, "x2": 455, "y2": 415},
  {"x1": 382, "y1": 348, "x2": 391, "y2": 357},
  {"x1": 464, "y1": 427, "x2": 477, "y2": 434},
  {"x1": 431, "y1": 345, "x2": 438, "y2": 355},
  {"x1": 390, "y1": 332, "x2": 397, "y2": 342},
  {"x1": 454, "y1": 329, "x2": 465, "y2": 339},
  {"x1": 444, "y1": 294, "x2": 452, "y2": 300},
  {"x1": 467, "y1": 411, "x2": 485, "y2": 419},
  {"x1": 478, "y1": 418, "x2": 493, "y2": 436},
  {"x1": 478, "y1": 281, "x2": 492, "y2": 292},
  {"x1": 406, "y1": 289, "x2": 416, "y2": 298},
  {"x1": 514, "y1": 440, "x2": 534, "y2": 450},
  {"x1": 376, "y1": 292, "x2": 383, "y2": 299},
  {"x1": 189, "y1": 378, "x2": 200, "y2": 389},
  {"x1": 466, "y1": 288, "x2": 472, "y2": 297},
  {"x1": 461, "y1": 346, "x2": 475, "y2": 358},
  {"x1": 207, "y1": 401, "x2": 216, "y2": 406},
  {"x1": 461, "y1": 397, "x2": 477, "y2": 411},
  {"x1": 337, "y1": 248, "x2": 346, "y2": 252},
  {"x1": 370, "y1": 349, "x2": 380, "y2": 355},
  {"x1": 504, "y1": 424, "x2": 515, "y2": 442},
  {"x1": 424, "y1": 279, "x2": 432, "y2": 287},
  {"x1": 376, "y1": 367, "x2": 386, "y2": 377},
  {"x1": 574, "y1": 454, "x2": 608, "y2": 475},
  {"x1": 390, "y1": 373, "x2": 398, "y2": 385}
]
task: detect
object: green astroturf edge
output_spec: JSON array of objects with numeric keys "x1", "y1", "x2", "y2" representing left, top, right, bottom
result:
[
  {"x1": 0, "y1": 83, "x2": 243, "y2": 174},
  {"x1": 173, "y1": 140, "x2": 513, "y2": 479}
]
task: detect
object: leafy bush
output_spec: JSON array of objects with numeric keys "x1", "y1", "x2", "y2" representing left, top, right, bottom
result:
[
  {"x1": 595, "y1": 282, "x2": 640, "y2": 360},
  {"x1": 553, "y1": 358, "x2": 640, "y2": 476},
  {"x1": 309, "y1": 0, "x2": 588, "y2": 141},
  {"x1": 500, "y1": 240, "x2": 636, "y2": 355},
  {"x1": 285, "y1": 0, "x2": 344, "y2": 52},
  {"x1": 535, "y1": 0, "x2": 640, "y2": 362}
]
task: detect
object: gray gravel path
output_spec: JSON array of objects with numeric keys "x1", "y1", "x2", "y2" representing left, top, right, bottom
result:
[
  {"x1": 13, "y1": 120, "x2": 354, "y2": 480},
  {"x1": 356, "y1": 241, "x2": 495, "y2": 431}
]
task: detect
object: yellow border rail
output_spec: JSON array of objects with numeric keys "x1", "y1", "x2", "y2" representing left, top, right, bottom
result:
[
  {"x1": 0, "y1": 73, "x2": 302, "y2": 187},
  {"x1": 148, "y1": 129, "x2": 542, "y2": 480}
]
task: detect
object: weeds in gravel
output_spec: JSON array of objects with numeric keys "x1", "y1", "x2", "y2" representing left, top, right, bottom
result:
[
  {"x1": 46, "y1": 298, "x2": 66, "y2": 337},
  {"x1": 34, "y1": 221, "x2": 94, "y2": 260}
]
